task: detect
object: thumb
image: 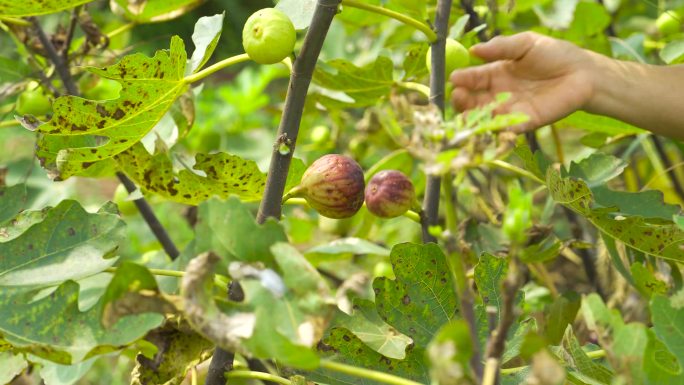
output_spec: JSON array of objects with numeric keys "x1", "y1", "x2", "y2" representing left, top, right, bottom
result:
[{"x1": 470, "y1": 32, "x2": 538, "y2": 62}]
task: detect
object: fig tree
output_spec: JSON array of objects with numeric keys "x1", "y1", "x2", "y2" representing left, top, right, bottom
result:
[
  {"x1": 365, "y1": 170, "x2": 416, "y2": 219},
  {"x1": 426, "y1": 38, "x2": 470, "y2": 77},
  {"x1": 289, "y1": 154, "x2": 365, "y2": 219},
  {"x1": 242, "y1": 8, "x2": 296, "y2": 64}
]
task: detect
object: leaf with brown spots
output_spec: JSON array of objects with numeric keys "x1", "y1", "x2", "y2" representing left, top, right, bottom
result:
[
  {"x1": 0, "y1": 277, "x2": 163, "y2": 364},
  {"x1": 0, "y1": 200, "x2": 124, "y2": 287},
  {"x1": 547, "y1": 169, "x2": 684, "y2": 262},
  {"x1": 36, "y1": 37, "x2": 189, "y2": 180},
  {"x1": 308, "y1": 243, "x2": 454, "y2": 384},
  {"x1": 110, "y1": 0, "x2": 204, "y2": 23},
  {"x1": 0, "y1": 0, "x2": 95, "y2": 16},
  {"x1": 115, "y1": 143, "x2": 266, "y2": 204}
]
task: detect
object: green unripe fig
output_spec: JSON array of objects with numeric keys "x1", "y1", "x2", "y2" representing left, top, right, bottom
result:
[
  {"x1": 242, "y1": 8, "x2": 296, "y2": 64},
  {"x1": 426, "y1": 38, "x2": 470, "y2": 77},
  {"x1": 373, "y1": 261, "x2": 395, "y2": 279},
  {"x1": 15, "y1": 89, "x2": 51, "y2": 116},
  {"x1": 310, "y1": 125, "x2": 331, "y2": 144},
  {"x1": 291, "y1": 154, "x2": 365, "y2": 219},
  {"x1": 83, "y1": 78, "x2": 121, "y2": 100},
  {"x1": 113, "y1": 184, "x2": 138, "y2": 216},
  {"x1": 656, "y1": 11, "x2": 681, "y2": 36},
  {"x1": 365, "y1": 170, "x2": 416, "y2": 219}
]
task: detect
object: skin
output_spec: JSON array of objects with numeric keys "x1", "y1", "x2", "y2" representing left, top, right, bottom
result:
[{"x1": 450, "y1": 31, "x2": 684, "y2": 140}]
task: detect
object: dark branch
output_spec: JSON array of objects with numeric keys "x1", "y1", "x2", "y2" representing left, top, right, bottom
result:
[
  {"x1": 208, "y1": 1, "x2": 342, "y2": 382},
  {"x1": 29, "y1": 17, "x2": 79, "y2": 95},
  {"x1": 460, "y1": 0, "x2": 489, "y2": 42},
  {"x1": 205, "y1": 349, "x2": 234, "y2": 385},
  {"x1": 421, "y1": 0, "x2": 452, "y2": 243},
  {"x1": 256, "y1": 0, "x2": 342, "y2": 224},
  {"x1": 62, "y1": 6, "x2": 81, "y2": 62},
  {"x1": 116, "y1": 172, "x2": 180, "y2": 260}
]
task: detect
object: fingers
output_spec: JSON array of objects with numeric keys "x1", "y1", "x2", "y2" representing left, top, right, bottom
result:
[
  {"x1": 449, "y1": 64, "x2": 495, "y2": 90},
  {"x1": 451, "y1": 87, "x2": 494, "y2": 112},
  {"x1": 469, "y1": 32, "x2": 539, "y2": 62}
]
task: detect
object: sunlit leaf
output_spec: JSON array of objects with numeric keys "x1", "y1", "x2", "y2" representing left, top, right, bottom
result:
[
  {"x1": 36, "y1": 37, "x2": 188, "y2": 180},
  {"x1": 314, "y1": 57, "x2": 394, "y2": 107},
  {"x1": 0, "y1": 0, "x2": 95, "y2": 16},
  {"x1": 116, "y1": 143, "x2": 266, "y2": 204},
  {"x1": 187, "y1": 13, "x2": 225, "y2": 74},
  {"x1": 110, "y1": 0, "x2": 204, "y2": 23}
]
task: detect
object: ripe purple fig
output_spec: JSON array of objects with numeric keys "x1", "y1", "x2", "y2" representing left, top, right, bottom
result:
[
  {"x1": 291, "y1": 154, "x2": 365, "y2": 219},
  {"x1": 365, "y1": 170, "x2": 416, "y2": 218}
]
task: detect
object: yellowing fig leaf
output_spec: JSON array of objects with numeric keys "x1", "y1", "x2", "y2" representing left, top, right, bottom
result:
[
  {"x1": 110, "y1": 0, "x2": 204, "y2": 23},
  {"x1": 36, "y1": 36, "x2": 189, "y2": 180},
  {"x1": 0, "y1": 0, "x2": 95, "y2": 16},
  {"x1": 547, "y1": 169, "x2": 684, "y2": 261},
  {"x1": 115, "y1": 143, "x2": 265, "y2": 203}
]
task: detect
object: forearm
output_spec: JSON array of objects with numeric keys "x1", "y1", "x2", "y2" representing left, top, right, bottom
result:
[{"x1": 585, "y1": 54, "x2": 684, "y2": 140}]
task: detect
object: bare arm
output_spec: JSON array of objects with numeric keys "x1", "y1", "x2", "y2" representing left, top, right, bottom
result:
[{"x1": 450, "y1": 32, "x2": 684, "y2": 140}]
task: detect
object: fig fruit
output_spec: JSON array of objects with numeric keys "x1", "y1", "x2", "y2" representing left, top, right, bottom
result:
[
  {"x1": 365, "y1": 170, "x2": 416, "y2": 219},
  {"x1": 15, "y1": 88, "x2": 51, "y2": 116},
  {"x1": 426, "y1": 38, "x2": 470, "y2": 77},
  {"x1": 291, "y1": 154, "x2": 365, "y2": 219},
  {"x1": 657, "y1": 11, "x2": 681, "y2": 36},
  {"x1": 242, "y1": 8, "x2": 296, "y2": 64}
]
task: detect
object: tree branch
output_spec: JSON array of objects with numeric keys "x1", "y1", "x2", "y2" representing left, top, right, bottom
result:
[
  {"x1": 116, "y1": 172, "x2": 180, "y2": 260},
  {"x1": 208, "y1": 1, "x2": 342, "y2": 383},
  {"x1": 482, "y1": 259, "x2": 523, "y2": 385},
  {"x1": 460, "y1": 0, "x2": 489, "y2": 42},
  {"x1": 421, "y1": 0, "x2": 452, "y2": 243},
  {"x1": 256, "y1": 0, "x2": 341, "y2": 224},
  {"x1": 29, "y1": 17, "x2": 79, "y2": 95}
]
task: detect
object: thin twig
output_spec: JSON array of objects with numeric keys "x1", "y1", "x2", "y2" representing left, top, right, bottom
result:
[
  {"x1": 650, "y1": 135, "x2": 684, "y2": 202},
  {"x1": 563, "y1": 207, "x2": 604, "y2": 298},
  {"x1": 62, "y1": 6, "x2": 81, "y2": 62},
  {"x1": 421, "y1": 0, "x2": 453, "y2": 243},
  {"x1": 442, "y1": 174, "x2": 483, "y2": 380},
  {"x1": 460, "y1": 0, "x2": 489, "y2": 41},
  {"x1": 482, "y1": 259, "x2": 522, "y2": 385},
  {"x1": 29, "y1": 17, "x2": 79, "y2": 95},
  {"x1": 116, "y1": 172, "x2": 181, "y2": 260}
]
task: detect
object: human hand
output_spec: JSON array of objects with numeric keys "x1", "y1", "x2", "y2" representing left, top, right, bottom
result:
[{"x1": 450, "y1": 32, "x2": 601, "y2": 132}]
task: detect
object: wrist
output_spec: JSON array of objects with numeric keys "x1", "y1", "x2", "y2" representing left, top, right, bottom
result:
[{"x1": 583, "y1": 52, "x2": 623, "y2": 115}]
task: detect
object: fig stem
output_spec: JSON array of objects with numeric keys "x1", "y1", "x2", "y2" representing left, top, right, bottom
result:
[
  {"x1": 281, "y1": 186, "x2": 305, "y2": 204},
  {"x1": 395, "y1": 81, "x2": 430, "y2": 98},
  {"x1": 106, "y1": 22, "x2": 136, "y2": 39},
  {"x1": 319, "y1": 360, "x2": 423, "y2": 385},
  {"x1": 340, "y1": 0, "x2": 437, "y2": 42},
  {"x1": 184, "y1": 53, "x2": 251, "y2": 84},
  {"x1": 225, "y1": 371, "x2": 292, "y2": 385}
]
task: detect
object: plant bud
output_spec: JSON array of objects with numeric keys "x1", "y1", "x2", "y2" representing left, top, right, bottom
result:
[
  {"x1": 293, "y1": 154, "x2": 365, "y2": 219},
  {"x1": 365, "y1": 170, "x2": 415, "y2": 218}
]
